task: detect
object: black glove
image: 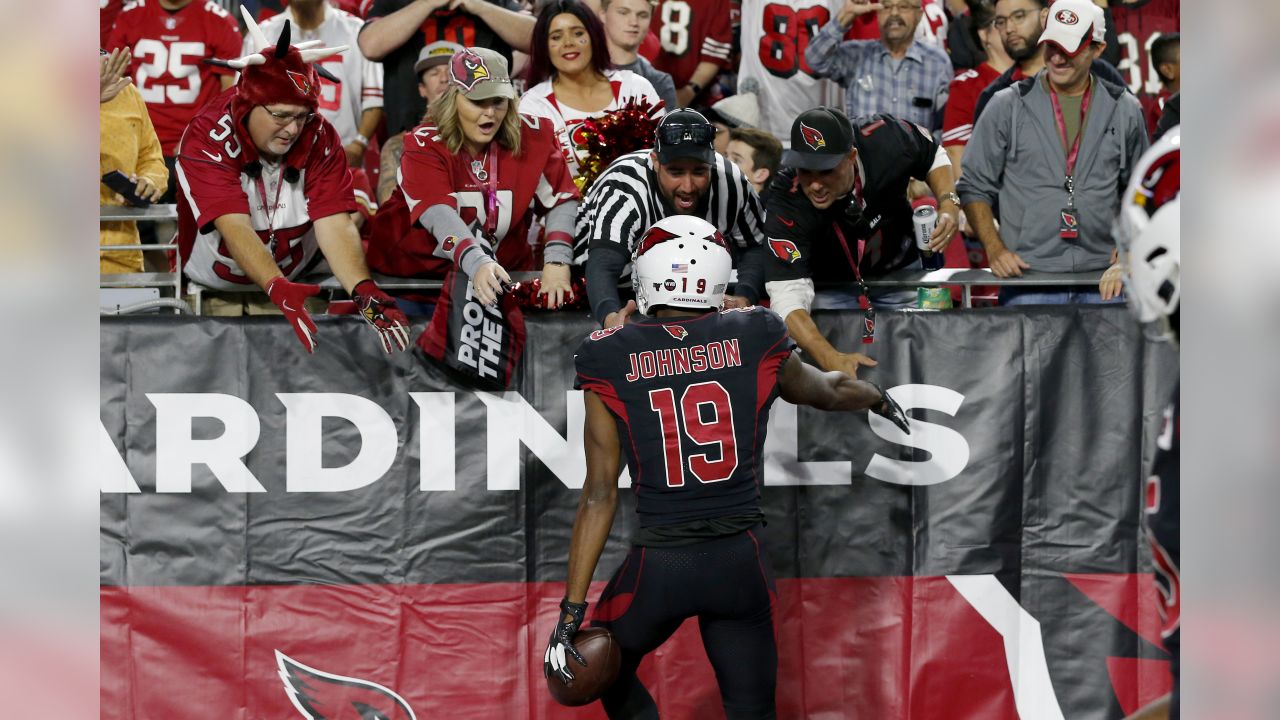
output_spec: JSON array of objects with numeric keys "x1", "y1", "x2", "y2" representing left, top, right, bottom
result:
[
  {"x1": 543, "y1": 598, "x2": 588, "y2": 686},
  {"x1": 868, "y1": 382, "x2": 911, "y2": 434}
]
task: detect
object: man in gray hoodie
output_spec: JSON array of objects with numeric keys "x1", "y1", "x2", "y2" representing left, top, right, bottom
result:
[{"x1": 958, "y1": 0, "x2": 1147, "y2": 305}]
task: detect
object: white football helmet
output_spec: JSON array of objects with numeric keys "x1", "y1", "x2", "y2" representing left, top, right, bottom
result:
[
  {"x1": 1116, "y1": 126, "x2": 1180, "y2": 339},
  {"x1": 632, "y1": 216, "x2": 733, "y2": 314}
]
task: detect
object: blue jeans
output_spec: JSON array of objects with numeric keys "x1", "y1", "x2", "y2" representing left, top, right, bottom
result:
[{"x1": 999, "y1": 286, "x2": 1124, "y2": 306}]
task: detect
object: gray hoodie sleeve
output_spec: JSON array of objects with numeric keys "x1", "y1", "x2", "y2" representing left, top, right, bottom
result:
[
  {"x1": 420, "y1": 204, "x2": 495, "y2": 279},
  {"x1": 956, "y1": 89, "x2": 1013, "y2": 207}
]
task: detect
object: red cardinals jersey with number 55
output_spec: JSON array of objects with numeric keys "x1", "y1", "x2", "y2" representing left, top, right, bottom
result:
[{"x1": 174, "y1": 92, "x2": 356, "y2": 290}]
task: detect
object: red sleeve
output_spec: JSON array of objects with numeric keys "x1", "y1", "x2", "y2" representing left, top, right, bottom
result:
[
  {"x1": 399, "y1": 128, "x2": 459, "y2": 226},
  {"x1": 175, "y1": 114, "x2": 251, "y2": 227},
  {"x1": 532, "y1": 122, "x2": 580, "y2": 213},
  {"x1": 941, "y1": 73, "x2": 979, "y2": 148},
  {"x1": 303, "y1": 123, "x2": 359, "y2": 220},
  {"x1": 104, "y1": 7, "x2": 134, "y2": 54},
  {"x1": 698, "y1": 0, "x2": 733, "y2": 68},
  {"x1": 209, "y1": 12, "x2": 243, "y2": 78}
]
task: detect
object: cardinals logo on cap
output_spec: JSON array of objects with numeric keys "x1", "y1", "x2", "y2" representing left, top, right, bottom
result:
[
  {"x1": 1055, "y1": 9, "x2": 1079, "y2": 24},
  {"x1": 276, "y1": 651, "x2": 417, "y2": 720},
  {"x1": 286, "y1": 70, "x2": 313, "y2": 96},
  {"x1": 800, "y1": 122, "x2": 826, "y2": 151},
  {"x1": 663, "y1": 325, "x2": 689, "y2": 341},
  {"x1": 450, "y1": 49, "x2": 491, "y2": 92},
  {"x1": 768, "y1": 238, "x2": 803, "y2": 264}
]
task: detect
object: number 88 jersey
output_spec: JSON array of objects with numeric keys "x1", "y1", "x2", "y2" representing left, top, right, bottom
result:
[
  {"x1": 574, "y1": 307, "x2": 795, "y2": 528},
  {"x1": 737, "y1": 0, "x2": 846, "y2": 145}
]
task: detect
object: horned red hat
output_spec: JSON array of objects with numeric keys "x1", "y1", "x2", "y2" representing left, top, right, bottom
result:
[{"x1": 220, "y1": 6, "x2": 348, "y2": 122}]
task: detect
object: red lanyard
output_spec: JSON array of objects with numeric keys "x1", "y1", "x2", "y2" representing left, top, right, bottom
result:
[
  {"x1": 483, "y1": 149, "x2": 499, "y2": 240},
  {"x1": 1049, "y1": 76, "x2": 1093, "y2": 180},
  {"x1": 833, "y1": 224, "x2": 872, "y2": 311},
  {"x1": 253, "y1": 167, "x2": 287, "y2": 251}
]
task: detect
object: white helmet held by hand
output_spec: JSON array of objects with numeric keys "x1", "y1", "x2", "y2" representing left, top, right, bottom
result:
[
  {"x1": 632, "y1": 216, "x2": 733, "y2": 314},
  {"x1": 1116, "y1": 126, "x2": 1180, "y2": 341}
]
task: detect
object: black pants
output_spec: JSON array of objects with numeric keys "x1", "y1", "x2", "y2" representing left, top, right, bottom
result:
[{"x1": 590, "y1": 528, "x2": 778, "y2": 720}]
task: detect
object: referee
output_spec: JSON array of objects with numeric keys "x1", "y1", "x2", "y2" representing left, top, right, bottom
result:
[{"x1": 575, "y1": 109, "x2": 769, "y2": 327}]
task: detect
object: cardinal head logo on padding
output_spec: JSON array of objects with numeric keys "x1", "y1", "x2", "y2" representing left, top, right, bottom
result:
[{"x1": 277, "y1": 650, "x2": 417, "y2": 720}]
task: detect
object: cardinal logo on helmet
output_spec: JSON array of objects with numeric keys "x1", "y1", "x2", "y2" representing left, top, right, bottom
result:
[
  {"x1": 276, "y1": 650, "x2": 417, "y2": 720},
  {"x1": 800, "y1": 122, "x2": 826, "y2": 151},
  {"x1": 663, "y1": 325, "x2": 689, "y2": 341},
  {"x1": 768, "y1": 238, "x2": 803, "y2": 263},
  {"x1": 286, "y1": 70, "x2": 314, "y2": 96},
  {"x1": 450, "y1": 50, "x2": 491, "y2": 91}
]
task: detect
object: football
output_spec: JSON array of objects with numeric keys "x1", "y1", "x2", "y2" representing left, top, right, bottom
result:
[{"x1": 546, "y1": 627, "x2": 622, "y2": 707}]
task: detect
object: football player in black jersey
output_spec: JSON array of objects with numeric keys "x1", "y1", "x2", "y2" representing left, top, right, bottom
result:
[
  {"x1": 1117, "y1": 126, "x2": 1179, "y2": 720},
  {"x1": 543, "y1": 215, "x2": 912, "y2": 719}
]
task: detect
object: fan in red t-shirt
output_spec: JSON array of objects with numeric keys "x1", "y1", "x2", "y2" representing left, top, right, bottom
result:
[{"x1": 175, "y1": 8, "x2": 410, "y2": 354}]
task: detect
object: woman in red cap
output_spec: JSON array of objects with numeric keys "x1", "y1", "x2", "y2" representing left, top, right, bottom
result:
[
  {"x1": 367, "y1": 46, "x2": 581, "y2": 309},
  {"x1": 174, "y1": 8, "x2": 409, "y2": 355}
]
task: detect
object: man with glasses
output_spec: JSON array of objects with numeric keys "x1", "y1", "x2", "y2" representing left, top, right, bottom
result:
[
  {"x1": 804, "y1": 0, "x2": 953, "y2": 133},
  {"x1": 175, "y1": 23, "x2": 410, "y2": 354},
  {"x1": 972, "y1": 0, "x2": 1125, "y2": 123},
  {"x1": 576, "y1": 109, "x2": 769, "y2": 328},
  {"x1": 958, "y1": 0, "x2": 1148, "y2": 304}
]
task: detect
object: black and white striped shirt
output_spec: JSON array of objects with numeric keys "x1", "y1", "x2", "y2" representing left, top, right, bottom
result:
[{"x1": 574, "y1": 150, "x2": 766, "y2": 262}]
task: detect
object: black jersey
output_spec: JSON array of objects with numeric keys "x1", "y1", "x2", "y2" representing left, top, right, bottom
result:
[
  {"x1": 763, "y1": 113, "x2": 938, "y2": 283},
  {"x1": 1144, "y1": 384, "x2": 1180, "y2": 695},
  {"x1": 573, "y1": 307, "x2": 795, "y2": 528}
]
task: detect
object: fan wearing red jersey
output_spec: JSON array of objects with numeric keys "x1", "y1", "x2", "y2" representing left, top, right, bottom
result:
[
  {"x1": 106, "y1": 0, "x2": 242, "y2": 163},
  {"x1": 175, "y1": 10, "x2": 409, "y2": 354},
  {"x1": 366, "y1": 47, "x2": 581, "y2": 308},
  {"x1": 941, "y1": 0, "x2": 1012, "y2": 175},
  {"x1": 651, "y1": 0, "x2": 733, "y2": 105},
  {"x1": 544, "y1": 216, "x2": 909, "y2": 719}
]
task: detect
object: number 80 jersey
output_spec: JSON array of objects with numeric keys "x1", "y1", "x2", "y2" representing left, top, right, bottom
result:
[
  {"x1": 737, "y1": 0, "x2": 847, "y2": 146},
  {"x1": 574, "y1": 307, "x2": 795, "y2": 528}
]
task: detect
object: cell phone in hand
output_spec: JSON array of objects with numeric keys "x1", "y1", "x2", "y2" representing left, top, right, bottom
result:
[{"x1": 102, "y1": 170, "x2": 153, "y2": 207}]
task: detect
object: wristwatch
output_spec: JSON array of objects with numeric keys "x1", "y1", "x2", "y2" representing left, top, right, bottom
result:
[
  {"x1": 353, "y1": 132, "x2": 369, "y2": 147},
  {"x1": 938, "y1": 191, "x2": 961, "y2": 207}
]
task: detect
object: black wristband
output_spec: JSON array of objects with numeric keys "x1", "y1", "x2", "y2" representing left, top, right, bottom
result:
[{"x1": 687, "y1": 81, "x2": 703, "y2": 95}]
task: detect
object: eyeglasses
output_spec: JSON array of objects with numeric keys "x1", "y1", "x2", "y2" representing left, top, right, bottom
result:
[
  {"x1": 656, "y1": 123, "x2": 717, "y2": 147},
  {"x1": 264, "y1": 108, "x2": 316, "y2": 127},
  {"x1": 878, "y1": 2, "x2": 922, "y2": 14},
  {"x1": 993, "y1": 8, "x2": 1034, "y2": 29}
]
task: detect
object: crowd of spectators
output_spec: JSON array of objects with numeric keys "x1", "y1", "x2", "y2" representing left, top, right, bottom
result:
[{"x1": 99, "y1": 0, "x2": 1181, "y2": 327}]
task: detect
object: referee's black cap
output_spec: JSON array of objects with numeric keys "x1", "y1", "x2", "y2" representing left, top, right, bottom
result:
[
  {"x1": 783, "y1": 107, "x2": 855, "y2": 171},
  {"x1": 654, "y1": 108, "x2": 718, "y2": 166}
]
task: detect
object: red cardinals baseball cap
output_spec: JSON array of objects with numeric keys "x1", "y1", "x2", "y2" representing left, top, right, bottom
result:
[
  {"x1": 449, "y1": 47, "x2": 517, "y2": 102},
  {"x1": 782, "y1": 107, "x2": 855, "y2": 171},
  {"x1": 1039, "y1": 0, "x2": 1106, "y2": 56}
]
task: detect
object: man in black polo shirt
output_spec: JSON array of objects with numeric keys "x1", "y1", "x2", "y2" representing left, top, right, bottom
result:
[{"x1": 763, "y1": 107, "x2": 961, "y2": 379}]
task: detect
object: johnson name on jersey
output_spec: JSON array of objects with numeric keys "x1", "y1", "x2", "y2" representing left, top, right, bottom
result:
[{"x1": 574, "y1": 307, "x2": 794, "y2": 527}]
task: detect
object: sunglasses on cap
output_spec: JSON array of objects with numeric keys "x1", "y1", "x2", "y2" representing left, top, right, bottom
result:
[{"x1": 656, "y1": 123, "x2": 717, "y2": 147}]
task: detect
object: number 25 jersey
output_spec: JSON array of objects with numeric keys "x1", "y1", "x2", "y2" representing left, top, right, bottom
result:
[{"x1": 574, "y1": 307, "x2": 795, "y2": 528}]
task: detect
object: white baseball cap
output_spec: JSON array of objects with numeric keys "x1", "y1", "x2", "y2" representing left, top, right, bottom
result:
[{"x1": 1039, "y1": 0, "x2": 1106, "y2": 55}]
